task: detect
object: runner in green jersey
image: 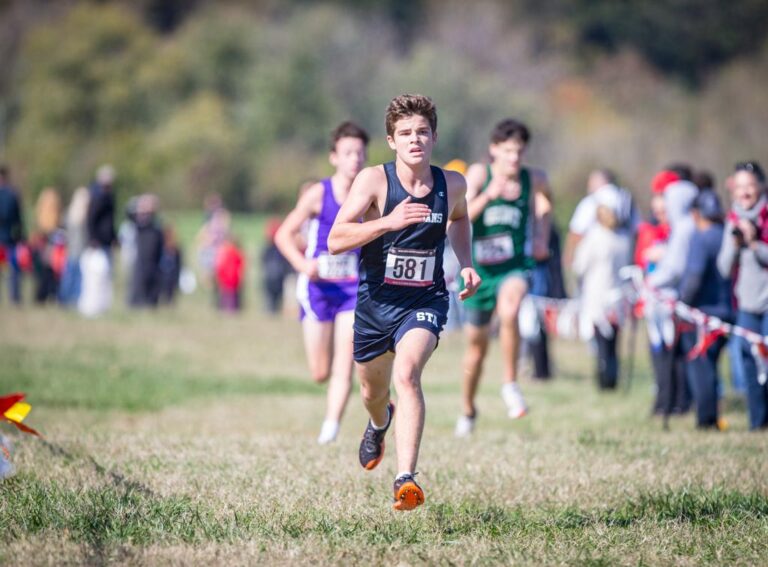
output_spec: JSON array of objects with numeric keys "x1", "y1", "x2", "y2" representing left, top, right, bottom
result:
[
  {"x1": 462, "y1": 164, "x2": 535, "y2": 311},
  {"x1": 456, "y1": 118, "x2": 552, "y2": 436}
]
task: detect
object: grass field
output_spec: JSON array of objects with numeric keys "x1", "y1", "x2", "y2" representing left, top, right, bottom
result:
[{"x1": 1, "y1": 215, "x2": 767, "y2": 565}]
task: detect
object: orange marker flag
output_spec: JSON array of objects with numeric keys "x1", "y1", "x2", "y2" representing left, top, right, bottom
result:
[{"x1": 1, "y1": 393, "x2": 41, "y2": 437}]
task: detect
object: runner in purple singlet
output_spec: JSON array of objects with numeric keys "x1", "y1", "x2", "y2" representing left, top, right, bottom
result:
[{"x1": 275, "y1": 121, "x2": 369, "y2": 444}]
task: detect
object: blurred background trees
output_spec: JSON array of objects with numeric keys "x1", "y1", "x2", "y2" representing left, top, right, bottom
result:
[{"x1": 1, "y1": 0, "x2": 767, "y2": 216}]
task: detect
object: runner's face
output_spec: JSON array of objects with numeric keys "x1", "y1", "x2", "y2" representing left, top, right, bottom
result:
[
  {"x1": 733, "y1": 171, "x2": 762, "y2": 210},
  {"x1": 330, "y1": 137, "x2": 367, "y2": 180},
  {"x1": 489, "y1": 138, "x2": 526, "y2": 177},
  {"x1": 387, "y1": 115, "x2": 435, "y2": 166}
]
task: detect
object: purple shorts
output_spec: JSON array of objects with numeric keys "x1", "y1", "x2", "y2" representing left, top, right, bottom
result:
[{"x1": 297, "y1": 275, "x2": 357, "y2": 322}]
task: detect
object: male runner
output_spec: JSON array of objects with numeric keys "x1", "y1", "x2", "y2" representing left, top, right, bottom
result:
[
  {"x1": 328, "y1": 94, "x2": 480, "y2": 510},
  {"x1": 275, "y1": 121, "x2": 368, "y2": 444},
  {"x1": 455, "y1": 118, "x2": 551, "y2": 437}
]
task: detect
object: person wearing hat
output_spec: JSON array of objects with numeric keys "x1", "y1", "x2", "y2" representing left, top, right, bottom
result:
[{"x1": 679, "y1": 189, "x2": 732, "y2": 429}]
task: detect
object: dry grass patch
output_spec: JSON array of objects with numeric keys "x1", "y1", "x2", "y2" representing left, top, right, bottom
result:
[{"x1": 1, "y1": 304, "x2": 767, "y2": 565}]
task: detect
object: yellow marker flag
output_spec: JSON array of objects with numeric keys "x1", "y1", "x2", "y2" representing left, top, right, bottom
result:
[{"x1": 4, "y1": 402, "x2": 31, "y2": 423}]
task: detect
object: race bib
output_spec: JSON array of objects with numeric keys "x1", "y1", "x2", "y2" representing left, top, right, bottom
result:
[
  {"x1": 317, "y1": 252, "x2": 358, "y2": 281},
  {"x1": 384, "y1": 247, "x2": 436, "y2": 287},
  {"x1": 474, "y1": 233, "x2": 514, "y2": 265}
]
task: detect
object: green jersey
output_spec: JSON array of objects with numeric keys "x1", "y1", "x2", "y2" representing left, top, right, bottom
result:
[{"x1": 470, "y1": 165, "x2": 534, "y2": 276}]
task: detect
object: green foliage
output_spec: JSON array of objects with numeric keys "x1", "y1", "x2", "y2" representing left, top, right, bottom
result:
[
  {"x1": 9, "y1": 4, "x2": 155, "y2": 195},
  {"x1": 522, "y1": 0, "x2": 768, "y2": 86},
  {"x1": 3, "y1": 1, "x2": 768, "y2": 212}
]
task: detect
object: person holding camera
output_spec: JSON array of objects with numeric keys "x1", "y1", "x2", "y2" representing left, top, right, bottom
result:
[{"x1": 717, "y1": 161, "x2": 768, "y2": 430}]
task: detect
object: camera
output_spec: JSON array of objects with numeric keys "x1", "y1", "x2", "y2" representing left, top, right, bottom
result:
[{"x1": 732, "y1": 221, "x2": 758, "y2": 247}]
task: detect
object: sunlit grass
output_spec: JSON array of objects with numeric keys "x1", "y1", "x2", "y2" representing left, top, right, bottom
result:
[{"x1": 1, "y1": 250, "x2": 766, "y2": 564}]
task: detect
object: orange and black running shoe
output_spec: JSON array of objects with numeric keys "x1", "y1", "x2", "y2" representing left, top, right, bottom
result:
[
  {"x1": 393, "y1": 473, "x2": 424, "y2": 511},
  {"x1": 358, "y1": 402, "x2": 394, "y2": 470}
]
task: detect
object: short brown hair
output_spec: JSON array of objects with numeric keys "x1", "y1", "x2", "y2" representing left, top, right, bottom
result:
[
  {"x1": 490, "y1": 118, "x2": 530, "y2": 145},
  {"x1": 385, "y1": 94, "x2": 437, "y2": 137},
  {"x1": 329, "y1": 121, "x2": 369, "y2": 151}
]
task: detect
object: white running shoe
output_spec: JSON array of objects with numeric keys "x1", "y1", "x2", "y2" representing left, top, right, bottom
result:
[
  {"x1": 454, "y1": 414, "x2": 476, "y2": 438},
  {"x1": 317, "y1": 420, "x2": 340, "y2": 445},
  {"x1": 501, "y1": 383, "x2": 528, "y2": 419}
]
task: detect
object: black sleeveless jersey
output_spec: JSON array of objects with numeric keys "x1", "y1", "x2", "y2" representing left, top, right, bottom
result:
[{"x1": 357, "y1": 161, "x2": 449, "y2": 311}]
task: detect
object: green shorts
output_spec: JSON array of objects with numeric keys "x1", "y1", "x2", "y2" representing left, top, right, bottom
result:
[{"x1": 461, "y1": 270, "x2": 529, "y2": 326}]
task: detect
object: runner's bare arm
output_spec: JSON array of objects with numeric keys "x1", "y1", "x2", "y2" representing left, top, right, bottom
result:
[
  {"x1": 465, "y1": 163, "x2": 494, "y2": 222},
  {"x1": 446, "y1": 170, "x2": 481, "y2": 300},
  {"x1": 274, "y1": 182, "x2": 323, "y2": 276},
  {"x1": 328, "y1": 166, "x2": 430, "y2": 254},
  {"x1": 530, "y1": 169, "x2": 552, "y2": 261}
]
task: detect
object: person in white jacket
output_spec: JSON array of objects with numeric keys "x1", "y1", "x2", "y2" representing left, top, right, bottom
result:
[{"x1": 573, "y1": 188, "x2": 632, "y2": 389}]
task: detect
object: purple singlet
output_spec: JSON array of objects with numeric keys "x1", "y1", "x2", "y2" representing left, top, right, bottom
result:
[{"x1": 297, "y1": 178, "x2": 359, "y2": 321}]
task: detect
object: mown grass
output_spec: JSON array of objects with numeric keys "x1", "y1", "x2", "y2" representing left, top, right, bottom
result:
[
  {"x1": 2, "y1": 474, "x2": 766, "y2": 564},
  {"x1": 1, "y1": 344, "x2": 321, "y2": 411},
  {"x1": 1, "y1": 238, "x2": 767, "y2": 564}
]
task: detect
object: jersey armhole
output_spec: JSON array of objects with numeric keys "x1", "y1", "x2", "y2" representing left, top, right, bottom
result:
[
  {"x1": 382, "y1": 162, "x2": 397, "y2": 216},
  {"x1": 481, "y1": 164, "x2": 492, "y2": 193}
]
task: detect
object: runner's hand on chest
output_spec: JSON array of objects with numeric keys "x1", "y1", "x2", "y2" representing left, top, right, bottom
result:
[{"x1": 386, "y1": 196, "x2": 432, "y2": 231}]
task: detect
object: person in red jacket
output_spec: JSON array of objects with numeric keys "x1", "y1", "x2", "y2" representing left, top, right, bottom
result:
[{"x1": 215, "y1": 234, "x2": 245, "y2": 312}]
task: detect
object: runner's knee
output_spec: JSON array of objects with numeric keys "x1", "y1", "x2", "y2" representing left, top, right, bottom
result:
[
  {"x1": 360, "y1": 380, "x2": 388, "y2": 405},
  {"x1": 497, "y1": 299, "x2": 522, "y2": 322},
  {"x1": 466, "y1": 328, "x2": 489, "y2": 348},
  {"x1": 308, "y1": 361, "x2": 331, "y2": 383},
  {"x1": 392, "y1": 366, "x2": 422, "y2": 394}
]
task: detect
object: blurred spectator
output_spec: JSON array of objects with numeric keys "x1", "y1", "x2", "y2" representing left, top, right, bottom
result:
[
  {"x1": 260, "y1": 217, "x2": 293, "y2": 315},
  {"x1": 527, "y1": 186, "x2": 566, "y2": 379},
  {"x1": 564, "y1": 169, "x2": 637, "y2": 267},
  {"x1": 646, "y1": 175, "x2": 699, "y2": 416},
  {"x1": 634, "y1": 188, "x2": 671, "y2": 274},
  {"x1": 679, "y1": 190, "x2": 731, "y2": 429},
  {"x1": 31, "y1": 188, "x2": 62, "y2": 304},
  {"x1": 0, "y1": 165, "x2": 25, "y2": 304},
  {"x1": 573, "y1": 188, "x2": 632, "y2": 389},
  {"x1": 196, "y1": 205, "x2": 230, "y2": 304},
  {"x1": 35, "y1": 187, "x2": 61, "y2": 235},
  {"x1": 118, "y1": 196, "x2": 140, "y2": 305},
  {"x1": 203, "y1": 192, "x2": 223, "y2": 221},
  {"x1": 722, "y1": 173, "x2": 747, "y2": 395},
  {"x1": 692, "y1": 170, "x2": 716, "y2": 193},
  {"x1": 59, "y1": 187, "x2": 90, "y2": 306},
  {"x1": 87, "y1": 165, "x2": 117, "y2": 256},
  {"x1": 159, "y1": 225, "x2": 183, "y2": 305},
  {"x1": 717, "y1": 161, "x2": 768, "y2": 430},
  {"x1": 78, "y1": 244, "x2": 112, "y2": 317},
  {"x1": 215, "y1": 234, "x2": 244, "y2": 312},
  {"x1": 665, "y1": 162, "x2": 694, "y2": 182},
  {"x1": 130, "y1": 195, "x2": 164, "y2": 308},
  {"x1": 442, "y1": 159, "x2": 469, "y2": 331},
  {"x1": 647, "y1": 177, "x2": 699, "y2": 286}
]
